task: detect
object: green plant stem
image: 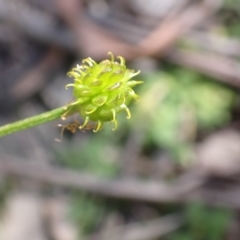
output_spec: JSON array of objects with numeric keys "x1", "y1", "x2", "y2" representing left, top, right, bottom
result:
[{"x1": 0, "y1": 106, "x2": 72, "y2": 137}]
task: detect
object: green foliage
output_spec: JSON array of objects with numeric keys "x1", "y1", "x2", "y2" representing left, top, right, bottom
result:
[
  {"x1": 168, "y1": 203, "x2": 232, "y2": 240},
  {"x1": 56, "y1": 137, "x2": 119, "y2": 178},
  {"x1": 219, "y1": 0, "x2": 240, "y2": 37},
  {"x1": 133, "y1": 69, "x2": 236, "y2": 160},
  {"x1": 224, "y1": 0, "x2": 240, "y2": 9},
  {"x1": 70, "y1": 193, "x2": 106, "y2": 235}
]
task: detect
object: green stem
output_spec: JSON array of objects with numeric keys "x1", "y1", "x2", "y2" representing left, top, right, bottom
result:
[{"x1": 0, "y1": 105, "x2": 72, "y2": 137}]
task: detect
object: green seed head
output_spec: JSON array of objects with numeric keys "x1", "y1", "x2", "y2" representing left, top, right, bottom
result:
[{"x1": 66, "y1": 52, "x2": 142, "y2": 132}]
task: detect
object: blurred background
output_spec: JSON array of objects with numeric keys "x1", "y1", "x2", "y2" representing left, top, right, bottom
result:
[{"x1": 0, "y1": 0, "x2": 240, "y2": 239}]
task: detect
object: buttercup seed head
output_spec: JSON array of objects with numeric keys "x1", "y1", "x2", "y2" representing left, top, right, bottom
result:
[{"x1": 64, "y1": 52, "x2": 142, "y2": 132}]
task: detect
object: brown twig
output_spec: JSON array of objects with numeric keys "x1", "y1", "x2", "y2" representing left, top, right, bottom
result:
[
  {"x1": 10, "y1": 48, "x2": 64, "y2": 102},
  {"x1": 0, "y1": 156, "x2": 204, "y2": 203},
  {"x1": 136, "y1": 0, "x2": 222, "y2": 56},
  {"x1": 185, "y1": 31, "x2": 240, "y2": 58},
  {"x1": 167, "y1": 48, "x2": 240, "y2": 87},
  {"x1": 86, "y1": 214, "x2": 182, "y2": 240}
]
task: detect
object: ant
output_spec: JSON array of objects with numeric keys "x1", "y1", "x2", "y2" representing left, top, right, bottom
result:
[{"x1": 55, "y1": 120, "x2": 97, "y2": 142}]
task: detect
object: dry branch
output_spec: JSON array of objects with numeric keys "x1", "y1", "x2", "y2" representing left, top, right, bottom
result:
[{"x1": 0, "y1": 156, "x2": 204, "y2": 204}]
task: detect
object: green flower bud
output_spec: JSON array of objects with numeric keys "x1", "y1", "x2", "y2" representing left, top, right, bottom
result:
[{"x1": 65, "y1": 52, "x2": 142, "y2": 132}]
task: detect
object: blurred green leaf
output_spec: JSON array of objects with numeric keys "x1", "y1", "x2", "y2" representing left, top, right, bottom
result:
[
  {"x1": 133, "y1": 69, "x2": 237, "y2": 161},
  {"x1": 70, "y1": 193, "x2": 106, "y2": 234},
  {"x1": 56, "y1": 137, "x2": 119, "y2": 178},
  {"x1": 168, "y1": 202, "x2": 231, "y2": 240}
]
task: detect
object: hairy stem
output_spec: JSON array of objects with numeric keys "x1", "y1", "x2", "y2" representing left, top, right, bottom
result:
[{"x1": 0, "y1": 106, "x2": 72, "y2": 137}]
